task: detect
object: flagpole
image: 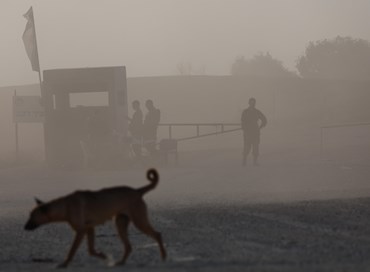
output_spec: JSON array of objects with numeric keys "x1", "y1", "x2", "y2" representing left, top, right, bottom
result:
[
  {"x1": 37, "y1": 69, "x2": 42, "y2": 92},
  {"x1": 33, "y1": 18, "x2": 47, "y2": 163},
  {"x1": 26, "y1": 6, "x2": 46, "y2": 162}
]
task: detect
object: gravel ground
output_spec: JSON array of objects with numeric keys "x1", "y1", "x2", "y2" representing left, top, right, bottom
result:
[
  {"x1": 2, "y1": 199, "x2": 370, "y2": 272},
  {"x1": 1, "y1": 148, "x2": 370, "y2": 271}
]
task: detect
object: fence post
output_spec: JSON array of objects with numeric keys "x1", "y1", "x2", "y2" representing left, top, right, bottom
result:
[
  {"x1": 320, "y1": 127, "x2": 323, "y2": 158},
  {"x1": 14, "y1": 90, "x2": 19, "y2": 163}
]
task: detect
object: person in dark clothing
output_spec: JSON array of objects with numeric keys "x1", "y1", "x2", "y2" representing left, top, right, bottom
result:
[
  {"x1": 241, "y1": 98, "x2": 267, "y2": 166},
  {"x1": 143, "y1": 99, "x2": 160, "y2": 157},
  {"x1": 129, "y1": 100, "x2": 143, "y2": 158}
]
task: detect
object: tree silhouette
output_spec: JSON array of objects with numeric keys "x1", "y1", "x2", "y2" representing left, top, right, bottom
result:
[
  {"x1": 231, "y1": 52, "x2": 298, "y2": 78},
  {"x1": 296, "y1": 36, "x2": 370, "y2": 80}
]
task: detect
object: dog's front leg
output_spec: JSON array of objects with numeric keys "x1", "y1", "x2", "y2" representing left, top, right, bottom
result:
[
  {"x1": 87, "y1": 228, "x2": 106, "y2": 259},
  {"x1": 57, "y1": 231, "x2": 85, "y2": 268}
]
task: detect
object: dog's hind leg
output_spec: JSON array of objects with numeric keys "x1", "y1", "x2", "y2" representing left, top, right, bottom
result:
[
  {"x1": 115, "y1": 214, "x2": 132, "y2": 265},
  {"x1": 57, "y1": 230, "x2": 86, "y2": 268},
  {"x1": 131, "y1": 202, "x2": 167, "y2": 261},
  {"x1": 87, "y1": 228, "x2": 106, "y2": 259}
]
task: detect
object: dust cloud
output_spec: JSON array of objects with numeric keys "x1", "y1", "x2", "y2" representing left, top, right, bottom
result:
[
  {"x1": 0, "y1": 76, "x2": 369, "y2": 206},
  {"x1": 1, "y1": 2, "x2": 370, "y2": 271}
]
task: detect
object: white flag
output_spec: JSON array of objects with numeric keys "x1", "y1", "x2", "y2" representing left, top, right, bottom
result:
[{"x1": 22, "y1": 7, "x2": 40, "y2": 72}]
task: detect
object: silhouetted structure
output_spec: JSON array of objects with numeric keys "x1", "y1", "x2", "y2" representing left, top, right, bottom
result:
[
  {"x1": 42, "y1": 66, "x2": 128, "y2": 169},
  {"x1": 143, "y1": 99, "x2": 160, "y2": 157},
  {"x1": 129, "y1": 100, "x2": 143, "y2": 158},
  {"x1": 85, "y1": 109, "x2": 110, "y2": 167},
  {"x1": 241, "y1": 98, "x2": 267, "y2": 166}
]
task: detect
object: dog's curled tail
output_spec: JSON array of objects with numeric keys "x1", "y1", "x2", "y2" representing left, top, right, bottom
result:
[{"x1": 138, "y1": 168, "x2": 159, "y2": 195}]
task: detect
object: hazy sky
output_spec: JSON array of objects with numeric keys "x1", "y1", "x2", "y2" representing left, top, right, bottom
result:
[{"x1": 1, "y1": 0, "x2": 370, "y2": 86}]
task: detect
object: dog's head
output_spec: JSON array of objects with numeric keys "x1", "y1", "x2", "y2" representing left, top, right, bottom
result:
[{"x1": 24, "y1": 198, "x2": 50, "y2": 231}]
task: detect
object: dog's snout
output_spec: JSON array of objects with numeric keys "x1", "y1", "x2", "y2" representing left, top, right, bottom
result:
[{"x1": 24, "y1": 220, "x2": 38, "y2": 231}]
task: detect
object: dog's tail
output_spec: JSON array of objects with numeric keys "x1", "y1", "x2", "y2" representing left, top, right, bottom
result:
[{"x1": 137, "y1": 168, "x2": 159, "y2": 195}]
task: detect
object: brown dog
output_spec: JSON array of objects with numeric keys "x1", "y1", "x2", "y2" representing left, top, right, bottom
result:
[{"x1": 24, "y1": 169, "x2": 166, "y2": 268}]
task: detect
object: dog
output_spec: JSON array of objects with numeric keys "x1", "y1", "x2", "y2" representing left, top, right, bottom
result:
[{"x1": 24, "y1": 169, "x2": 166, "y2": 268}]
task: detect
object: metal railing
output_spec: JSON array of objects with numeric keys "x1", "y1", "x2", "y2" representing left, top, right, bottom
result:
[
  {"x1": 320, "y1": 122, "x2": 370, "y2": 157},
  {"x1": 158, "y1": 123, "x2": 242, "y2": 142}
]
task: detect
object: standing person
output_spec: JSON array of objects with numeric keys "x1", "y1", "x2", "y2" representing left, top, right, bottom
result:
[
  {"x1": 241, "y1": 98, "x2": 267, "y2": 166},
  {"x1": 143, "y1": 99, "x2": 160, "y2": 157},
  {"x1": 129, "y1": 100, "x2": 143, "y2": 158}
]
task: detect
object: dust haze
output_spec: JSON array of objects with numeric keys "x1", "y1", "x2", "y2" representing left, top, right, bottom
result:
[{"x1": 1, "y1": 1, "x2": 370, "y2": 271}]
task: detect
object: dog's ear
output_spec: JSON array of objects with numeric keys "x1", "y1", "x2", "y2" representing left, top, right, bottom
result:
[{"x1": 34, "y1": 197, "x2": 44, "y2": 206}]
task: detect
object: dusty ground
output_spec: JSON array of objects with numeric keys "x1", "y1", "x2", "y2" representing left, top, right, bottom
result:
[{"x1": 1, "y1": 147, "x2": 370, "y2": 271}]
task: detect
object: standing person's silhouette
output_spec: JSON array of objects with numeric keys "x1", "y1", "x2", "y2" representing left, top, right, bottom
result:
[
  {"x1": 241, "y1": 98, "x2": 267, "y2": 166},
  {"x1": 143, "y1": 99, "x2": 160, "y2": 157},
  {"x1": 129, "y1": 100, "x2": 143, "y2": 158}
]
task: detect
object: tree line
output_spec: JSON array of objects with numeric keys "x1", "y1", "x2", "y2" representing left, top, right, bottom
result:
[{"x1": 231, "y1": 36, "x2": 370, "y2": 80}]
